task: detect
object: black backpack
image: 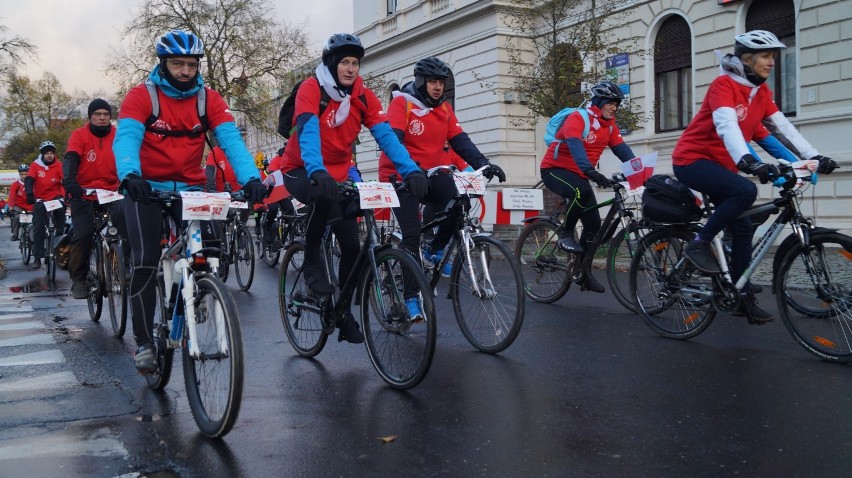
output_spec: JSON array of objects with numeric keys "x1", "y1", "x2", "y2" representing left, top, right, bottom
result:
[
  {"x1": 276, "y1": 78, "x2": 368, "y2": 139},
  {"x1": 642, "y1": 174, "x2": 703, "y2": 223}
]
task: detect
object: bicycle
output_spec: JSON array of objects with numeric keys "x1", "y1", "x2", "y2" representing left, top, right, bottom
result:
[
  {"x1": 629, "y1": 160, "x2": 852, "y2": 362},
  {"x1": 390, "y1": 165, "x2": 526, "y2": 353},
  {"x1": 84, "y1": 190, "x2": 129, "y2": 338},
  {"x1": 514, "y1": 173, "x2": 651, "y2": 311},
  {"x1": 278, "y1": 182, "x2": 437, "y2": 389},
  {"x1": 256, "y1": 198, "x2": 306, "y2": 267},
  {"x1": 217, "y1": 192, "x2": 255, "y2": 291},
  {"x1": 35, "y1": 198, "x2": 65, "y2": 282},
  {"x1": 17, "y1": 212, "x2": 33, "y2": 265},
  {"x1": 143, "y1": 190, "x2": 244, "y2": 438}
]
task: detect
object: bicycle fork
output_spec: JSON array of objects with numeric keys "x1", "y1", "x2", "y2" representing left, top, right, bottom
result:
[{"x1": 458, "y1": 230, "x2": 495, "y2": 299}]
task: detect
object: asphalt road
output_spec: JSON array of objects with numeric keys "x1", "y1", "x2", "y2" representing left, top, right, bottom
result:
[{"x1": 0, "y1": 220, "x2": 850, "y2": 477}]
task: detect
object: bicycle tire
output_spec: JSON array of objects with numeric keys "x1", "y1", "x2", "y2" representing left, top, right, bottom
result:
[
  {"x1": 218, "y1": 227, "x2": 231, "y2": 283},
  {"x1": 182, "y1": 276, "x2": 244, "y2": 438},
  {"x1": 260, "y1": 231, "x2": 281, "y2": 267},
  {"x1": 86, "y1": 243, "x2": 103, "y2": 322},
  {"x1": 279, "y1": 241, "x2": 328, "y2": 357},
  {"x1": 20, "y1": 227, "x2": 31, "y2": 264},
  {"x1": 325, "y1": 230, "x2": 342, "y2": 287},
  {"x1": 106, "y1": 242, "x2": 128, "y2": 338},
  {"x1": 775, "y1": 231, "x2": 852, "y2": 363},
  {"x1": 450, "y1": 235, "x2": 525, "y2": 353},
  {"x1": 630, "y1": 227, "x2": 716, "y2": 339},
  {"x1": 145, "y1": 273, "x2": 174, "y2": 390},
  {"x1": 234, "y1": 224, "x2": 255, "y2": 291},
  {"x1": 606, "y1": 228, "x2": 641, "y2": 313},
  {"x1": 46, "y1": 228, "x2": 56, "y2": 281},
  {"x1": 360, "y1": 247, "x2": 436, "y2": 389},
  {"x1": 514, "y1": 220, "x2": 572, "y2": 303}
]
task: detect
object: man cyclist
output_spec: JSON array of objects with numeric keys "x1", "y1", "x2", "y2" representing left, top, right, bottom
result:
[
  {"x1": 113, "y1": 30, "x2": 266, "y2": 374},
  {"x1": 539, "y1": 81, "x2": 637, "y2": 293},
  {"x1": 673, "y1": 30, "x2": 837, "y2": 323},
  {"x1": 280, "y1": 33, "x2": 427, "y2": 343},
  {"x1": 63, "y1": 99, "x2": 127, "y2": 299},
  {"x1": 378, "y1": 56, "x2": 505, "y2": 317},
  {"x1": 9, "y1": 165, "x2": 33, "y2": 242},
  {"x1": 25, "y1": 141, "x2": 66, "y2": 270}
]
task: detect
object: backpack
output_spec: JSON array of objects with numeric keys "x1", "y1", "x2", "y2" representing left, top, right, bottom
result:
[
  {"x1": 144, "y1": 79, "x2": 208, "y2": 138},
  {"x1": 641, "y1": 174, "x2": 703, "y2": 224},
  {"x1": 276, "y1": 79, "x2": 368, "y2": 139},
  {"x1": 542, "y1": 106, "x2": 609, "y2": 159}
]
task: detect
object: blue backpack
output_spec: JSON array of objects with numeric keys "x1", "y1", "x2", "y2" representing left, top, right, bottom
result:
[{"x1": 543, "y1": 106, "x2": 591, "y2": 159}]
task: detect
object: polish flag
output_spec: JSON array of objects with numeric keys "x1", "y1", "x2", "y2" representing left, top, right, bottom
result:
[{"x1": 620, "y1": 152, "x2": 657, "y2": 189}]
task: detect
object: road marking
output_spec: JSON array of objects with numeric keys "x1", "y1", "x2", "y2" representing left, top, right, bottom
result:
[
  {"x1": 0, "y1": 313, "x2": 34, "y2": 321},
  {"x1": 0, "y1": 371, "x2": 77, "y2": 393},
  {"x1": 0, "y1": 430, "x2": 129, "y2": 460},
  {"x1": 0, "y1": 305, "x2": 34, "y2": 313},
  {"x1": 0, "y1": 321, "x2": 43, "y2": 331},
  {"x1": 0, "y1": 334, "x2": 54, "y2": 347},
  {"x1": 0, "y1": 350, "x2": 65, "y2": 366}
]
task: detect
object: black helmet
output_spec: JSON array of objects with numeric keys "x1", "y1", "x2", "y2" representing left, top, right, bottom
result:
[
  {"x1": 17, "y1": 164, "x2": 29, "y2": 173},
  {"x1": 39, "y1": 140, "x2": 56, "y2": 154},
  {"x1": 591, "y1": 81, "x2": 625, "y2": 100},
  {"x1": 413, "y1": 57, "x2": 449, "y2": 108},
  {"x1": 321, "y1": 33, "x2": 364, "y2": 68}
]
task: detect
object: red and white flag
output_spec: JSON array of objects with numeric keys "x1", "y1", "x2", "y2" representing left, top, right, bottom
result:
[{"x1": 620, "y1": 152, "x2": 657, "y2": 189}]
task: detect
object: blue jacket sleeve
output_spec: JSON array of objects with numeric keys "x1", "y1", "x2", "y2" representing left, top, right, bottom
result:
[
  {"x1": 348, "y1": 165, "x2": 363, "y2": 182},
  {"x1": 113, "y1": 118, "x2": 145, "y2": 180},
  {"x1": 755, "y1": 135, "x2": 798, "y2": 163},
  {"x1": 370, "y1": 122, "x2": 419, "y2": 178},
  {"x1": 448, "y1": 133, "x2": 489, "y2": 170},
  {"x1": 213, "y1": 121, "x2": 260, "y2": 185},
  {"x1": 296, "y1": 113, "x2": 325, "y2": 177},
  {"x1": 566, "y1": 137, "x2": 594, "y2": 173},
  {"x1": 610, "y1": 142, "x2": 636, "y2": 163}
]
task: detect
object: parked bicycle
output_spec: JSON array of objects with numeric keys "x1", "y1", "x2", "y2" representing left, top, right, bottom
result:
[
  {"x1": 143, "y1": 190, "x2": 244, "y2": 438},
  {"x1": 217, "y1": 192, "x2": 255, "y2": 291},
  {"x1": 629, "y1": 160, "x2": 852, "y2": 362},
  {"x1": 278, "y1": 182, "x2": 436, "y2": 389},
  {"x1": 84, "y1": 190, "x2": 129, "y2": 338},
  {"x1": 514, "y1": 173, "x2": 651, "y2": 312}
]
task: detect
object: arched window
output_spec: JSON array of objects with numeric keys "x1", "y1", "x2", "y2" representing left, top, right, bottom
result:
[
  {"x1": 444, "y1": 68, "x2": 456, "y2": 108},
  {"x1": 387, "y1": 83, "x2": 400, "y2": 106},
  {"x1": 746, "y1": 0, "x2": 796, "y2": 115},
  {"x1": 654, "y1": 15, "x2": 692, "y2": 132}
]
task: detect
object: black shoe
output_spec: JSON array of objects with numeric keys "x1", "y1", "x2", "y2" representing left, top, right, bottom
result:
[
  {"x1": 557, "y1": 237, "x2": 584, "y2": 253},
  {"x1": 579, "y1": 271, "x2": 605, "y2": 293},
  {"x1": 745, "y1": 282, "x2": 764, "y2": 294},
  {"x1": 11, "y1": 235, "x2": 18, "y2": 242},
  {"x1": 337, "y1": 312, "x2": 364, "y2": 343},
  {"x1": 134, "y1": 345, "x2": 158, "y2": 374},
  {"x1": 733, "y1": 293, "x2": 773, "y2": 324},
  {"x1": 32, "y1": 258, "x2": 42, "y2": 270},
  {"x1": 302, "y1": 257, "x2": 334, "y2": 296},
  {"x1": 70, "y1": 280, "x2": 88, "y2": 299},
  {"x1": 684, "y1": 240, "x2": 721, "y2": 273}
]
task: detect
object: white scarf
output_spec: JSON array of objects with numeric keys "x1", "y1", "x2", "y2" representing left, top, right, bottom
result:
[
  {"x1": 315, "y1": 63, "x2": 352, "y2": 127},
  {"x1": 391, "y1": 91, "x2": 432, "y2": 117},
  {"x1": 716, "y1": 50, "x2": 759, "y2": 102}
]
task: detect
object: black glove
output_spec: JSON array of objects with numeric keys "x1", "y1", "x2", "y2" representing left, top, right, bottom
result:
[
  {"x1": 405, "y1": 171, "x2": 428, "y2": 200},
  {"x1": 242, "y1": 179, "x2": 267, "y2": 204},
  {"x1": 122, "y1": 174, "x2": 152, "y2": 203},
  {"x1": 482, "y1": 163, "x2": 506, "y2": 183},
  {"x1": 66, "y1": 182, "x2": 85, "y2": 200},
  {"x1": 737, "y1": 154, "x2": 778, "y2": 184},
  {"x1": 26, "y1": 193, "x2": 35, "y2": 205},
  {"x1": 813, "y1": 155, "x2": 837, "y2": 175},
  {"x1": 310, "y1": 170, "x2": 340, "y2": 202},
  {"x1": 584, "y1": 169, "x2": 613, "y2": 188}
]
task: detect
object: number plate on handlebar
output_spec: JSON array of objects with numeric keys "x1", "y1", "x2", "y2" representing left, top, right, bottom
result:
[
  {"x1": 792, "y1": 160, "x2": 818, "y2": 178},
  {"x1": 454, "y1": 172, "x2": 486, "y2": 195},
  {"x1": 43, "y1": 199, "x2": 63, "y2": 212},
  {"x1": 229, "y1": 201, "x2": 248, "y2": 209},
  {"x1": 180, "y1": 191, "x2": 231, "y2": 220},
  {"x1": 355, "y1": 182, "x2": 399, "y2": 208},
  {"x1": 93, "y1": 189, "x2": 124, "y2": 204},
  {"x1": 19, "y1": 214, "x2": 32, "y2": 224}
]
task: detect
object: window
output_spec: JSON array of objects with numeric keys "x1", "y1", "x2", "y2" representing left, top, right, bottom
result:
[
  {"x1": 654, "y1": 15, "x2": 692, "y2": 132},
  {"x1": 746, "y1": 0, "x2": 796, "y2": 115},
  {"x1": 387, "y1": 0, "x2": 397, "y2": 15}
]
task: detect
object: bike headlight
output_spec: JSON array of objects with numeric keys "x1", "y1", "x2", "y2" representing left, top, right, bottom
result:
[
  {"x1": 108, "y1": 226, "x2": 118, "y2": 236},
  {"x1": 469, "y1": 217, "x2": 481, "y2": 228}
]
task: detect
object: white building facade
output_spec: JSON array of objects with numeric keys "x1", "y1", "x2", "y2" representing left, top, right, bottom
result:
[{"x1": 351, "y1": 0, "x2": 852, "y2": 233}]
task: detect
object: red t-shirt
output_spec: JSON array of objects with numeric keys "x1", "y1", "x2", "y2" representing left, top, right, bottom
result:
[
  {"x1": 66, "y1": 124, "x2": 119, "y2": 191},
  {"x1": 9, "y1": 180, "x2": 32, "y2": 212},
  {"x1": 27, "y1": 159, "x2": 64, "y2": 200},
  {"x1": 206, "y1": 147, "x2": 241, "y2": 192},
  {"x1": 539, "y1": 107, "x2": 625, "y2": 178},
  {"x1": 118, "y1": 84, "x2": 237, "y2": 185},
  {"x1": 673, "y1": 75, "x2": 776, "y2": 172},
  {"x1": 378, "y1": 98, "x2": 464, "y2": 181},
  {"x1": 281, "y1": 77, "x2": 388, "y2": 182}
]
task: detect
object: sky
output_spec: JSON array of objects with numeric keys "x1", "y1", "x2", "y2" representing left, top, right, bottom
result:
[{"x1": 0, "y1": 0, "x2": 354, "y2": 95}]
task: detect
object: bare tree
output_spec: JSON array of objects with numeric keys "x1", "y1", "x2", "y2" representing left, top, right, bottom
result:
[
  {"x1": 0, "y1": 23, "x2": 37, "y2": 75},
  {"x1": 105, "y1": 0, "x2": 313, "y2": 135},
  {"x1": 1, "y1": 72, "x2": 78, "y2": 135}
]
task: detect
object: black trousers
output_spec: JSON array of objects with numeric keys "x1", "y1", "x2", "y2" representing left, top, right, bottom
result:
[
  {"x1": 541, "y1": 167, "x2": 601, "y2": 247},
  {"x1": 32, "y1": 202, "x2": 67, "y2": 259},
  {"x1": 67, "y1": 197, "x2": 128, "y2": 282}
]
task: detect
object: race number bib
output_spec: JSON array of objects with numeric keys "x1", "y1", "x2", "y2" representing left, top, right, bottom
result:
[
  {"x1": 454, "y1": 172, "x2": 486, "y2": 195},
  {"x1": 43, "y1": 199, "x2": 63, "y2": 212},
  {"x1": 180, "y1": 192, "x2": 231, "y2": 220},
  {"x1": 93, "y1": 189, "x2": 124, "y2": 204},
  {"x1": 355, "y1": 182, "x2": 399, "y2": 209}
]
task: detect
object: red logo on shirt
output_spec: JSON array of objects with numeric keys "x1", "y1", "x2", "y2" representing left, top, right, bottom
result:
[
  {"x1": 735, "y1": 104, "x2": 748, "y2": 121},
  {"x1": 408, "y1": 119, "x2": 425, "y2": 136},
  {"x1": 37, "y1": 170, "x2": 46, "y2": 178},
  {"x1": 585, "y1": 131, "x2": 598, "y2": 144},
  {"x1": 86, "y1": 150, "x2": 97, "y2": 163}
]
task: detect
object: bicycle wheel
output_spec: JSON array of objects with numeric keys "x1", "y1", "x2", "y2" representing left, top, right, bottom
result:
[
  {"x1": 20, "y1": 227, "x2": 31, "y2": 264},
  {"x1": 514, "y1": 221, "x2": 572, "y2": 303},
  {"x1": 234, "y1": 224, "x2": 255, "y2": 291},
  {"x1": 260, "y1": 226, "x2": 281, "y2": 267},
  {"x1": 360, "y1": 247, "x2": 436, "y2": 389},
  {"x1": 606, "y1": 227, "x2": 643, "y2": 313},
  {"x1": 145, "y1": 272, "x2": 174, "y2": 390},
  {"x1": 775, "y1": 232, "x2": 852, "y2": 362},
  {"x1": 182, "y1": 276, "x2": 244, "y2": 438},
  {"x1": 46, "y1": 229, "x2": 56, "y2": 281},
  {"x1": 106, "y1": 242, "x2": 128, "y2": 338},
  {"x1": 630, "y1": 227, "x2": 716, "y2": 339},
  {"x1": 450, "y1": 235, "x2": 525, "y2": 353},
  {"x1": 218, "y1": 228, "x2": 231, "y2": 283},
  {"x1": 325, "y1": 230, "x2": 342, "y2": 286},
  {"x1": 86, "y1": 244, "x2": 103, "y2": 322},
  {"x1": 279, "y1": 241, "x2": 328, "y2": 357}
]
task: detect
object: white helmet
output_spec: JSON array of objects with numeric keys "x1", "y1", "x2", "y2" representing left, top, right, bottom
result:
[{"x1": 734, "y1": 30, "x2": 786, "y2": 57}]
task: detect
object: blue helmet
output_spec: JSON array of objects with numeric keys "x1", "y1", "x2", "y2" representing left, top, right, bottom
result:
[{"x1": 155, "y1": 30, "x2": 204, "y2": 59}]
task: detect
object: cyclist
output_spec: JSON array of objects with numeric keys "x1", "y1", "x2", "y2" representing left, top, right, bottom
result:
[
  {"x1": 25, "y1": 141, "x2": 66, "y2": 270},
  {"x1": 113, "y1": 30, "x2": 266, "y2": 374},
  {"x1": 673, "y1": 30, "x2": 837, "y2": 323},
  {"x1": 378, "y1": 56, "x2": 505, "y2": 314},
  {"x1": 539, "y1": 81, "x2": 637, "y2": 293},
  {"x1": 259, "y1": 147, "x2": 296, "y2": 247},
  {"x1": 280, "y1": 33, "x2": 427, "y2": 343},
  {"x1": 63, "y1": 99, "x2": 127, "y2": 299},
  {"x1": 9, "y1": 165, "x2": 33, "y2": 241}
]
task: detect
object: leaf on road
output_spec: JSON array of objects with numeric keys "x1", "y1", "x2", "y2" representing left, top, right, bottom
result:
[{"x1": 377, "y1": 435, "x2": 398, "y2": 444}]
